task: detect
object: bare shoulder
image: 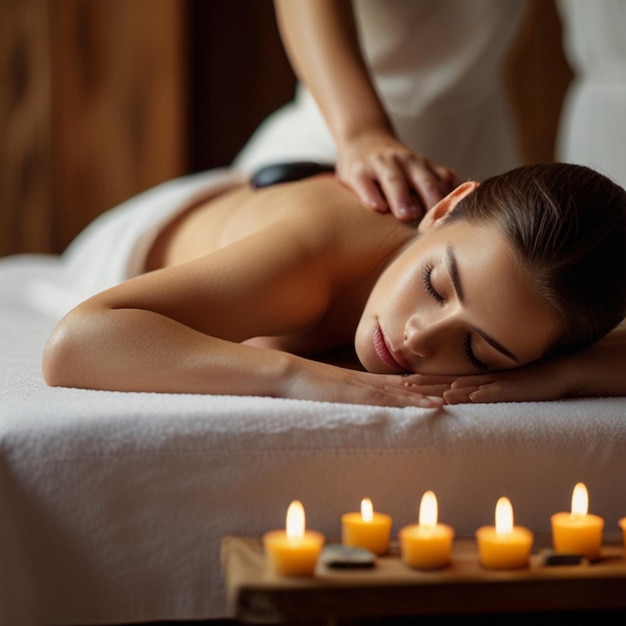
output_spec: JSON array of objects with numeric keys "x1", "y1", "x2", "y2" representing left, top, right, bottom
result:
[{"x1": 150, "y1": 175, "x2": 412, "y2": 270}]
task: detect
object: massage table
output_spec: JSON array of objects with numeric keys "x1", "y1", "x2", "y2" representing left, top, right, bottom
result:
[{"x1": 1, "y1": 171, "x2": 625, "y2": 626}]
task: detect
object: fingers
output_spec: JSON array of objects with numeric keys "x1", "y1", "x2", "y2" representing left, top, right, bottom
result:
[
  {"x1": 379, "y1": 375, "x2": 450, "y2": 408},
  {"x1": 445, "y1": 375, "x2": 552, "y2": 404},
  {"x1": 445, "y1": 382, "x2": 529, "y2": 405},
  {"x1": 312, "y1": 367, "x2": 447, "y2": 408},
  {"x1": 351, "y1": 172, "x2": 388, "y2": 213},
  {"x1": 401, "y1": 156, "x2": 447, "y2": 214},
  {"x1": 383, "y1": 389, "x2": 445, "y2": 408},
  {"x1": 443, "y1": 386, "x2": 480, "y2": 404},
  {"x1": 339, "y1": 150, "x2": 462, "y2": 223},
  {"x1": 370, "y1": 374, "x2": 446, "y2": 408},
  {"x1": 402, "y1": 380, "x2": 451, "y2": 396},
  {"x1": 444, "y1": 375, "x2": 499, "y2": 404},
  {"x1": 365, "y1": 153, "x2": 438, "y2": 221},
  {"x1": 403, "y1": 373, "x2": 458, "y2": 385},
  {"x1": 407, "y1": 383, "x2": 451, "y2": 396},
  {"x1": 450, "y1": 375, "x2": 496, "y2": 389},
  {"x1": 339, "y1": 158, "x2": 417, "y2": 220},
  {"x1": 374, "y1": 156, "x2": 424, "y2": 221}
]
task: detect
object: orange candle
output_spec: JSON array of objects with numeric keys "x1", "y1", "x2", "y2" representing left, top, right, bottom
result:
[
  {"x1": 476, "y1": 497, "x2": 533, "y2": 570},
  {"x1": 551, "y1": 483, "x2": 604, "y2": 561},
  {"x1": 263, "y1": 500, "x2": 325, "y2": 576},
  {"x1": 342, "y1": 497, "x2": 392, "y2": 555},
  {"x1": 399, "y1": 491, "x2": 454, "y2": 570}
]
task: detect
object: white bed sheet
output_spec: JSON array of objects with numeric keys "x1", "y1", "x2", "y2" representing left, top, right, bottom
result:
[{"x1": 1, "y1": 252, "x2": 625, "y2": 625}]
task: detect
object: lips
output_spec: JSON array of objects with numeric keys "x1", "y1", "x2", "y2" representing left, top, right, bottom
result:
[{"x1": 373, "y1": 325, "x2": 405, "y2": 372}]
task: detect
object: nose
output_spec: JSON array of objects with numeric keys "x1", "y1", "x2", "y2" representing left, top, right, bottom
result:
[
  {"x1": 404, "y1": 316, "x2": 434, "y2": 358},
  {"x1": 404, "y1": 313, "x2": 458, "y2": 360}
]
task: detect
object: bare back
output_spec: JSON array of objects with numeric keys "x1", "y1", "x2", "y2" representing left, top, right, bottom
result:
[
  {"x1": 146, "y1": 175, "x2": 415, "y2": 355},
  {"x1": 148, "y1": 175, "x2": 412, "y2": 269}
]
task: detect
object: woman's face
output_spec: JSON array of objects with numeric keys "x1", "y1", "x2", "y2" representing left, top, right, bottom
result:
[{"x1": 355, "y1": 215, "x2": 559, "y2": 376}]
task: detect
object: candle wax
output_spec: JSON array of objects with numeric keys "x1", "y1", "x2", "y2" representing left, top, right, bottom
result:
[
  {"x1": 551, "y1": 512, "x2": 604, "y2": 561},
  {"x1": 476, "y1": 526, "x2": 533, "y2": 570},
  {"x1": 263, "y1": 530, "x2": 325, "y2": 576},
  {"x1": 341, "y1": 511, "x2": 392, "y2": 556},
  {"x1": 399, "y1": 524, "x2": 454, "y2": 570}
]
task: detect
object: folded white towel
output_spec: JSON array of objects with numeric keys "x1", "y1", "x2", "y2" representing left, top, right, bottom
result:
[{"x1": 28, "y1": 168, "x2": 246, "y2": 317}]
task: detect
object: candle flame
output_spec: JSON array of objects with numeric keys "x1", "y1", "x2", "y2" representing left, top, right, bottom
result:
[
  {"x1": 286, "y1": 500, "x2": 305, "y2": 541},
  {"x1": 361, "y1": 497, "x2": 374, "y2": 522},
  {"x1": 418, "y1": 490, "x2": 438, "y2": 529},
  {"x1": 495, "y1": 497, "x2": 513, "y2": 536},
  {"x1": 571, "y1": 482, "x2": 589, "y2": 519}
]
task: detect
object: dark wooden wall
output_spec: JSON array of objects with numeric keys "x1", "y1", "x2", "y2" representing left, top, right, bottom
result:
[
  {"x1": 188, "y1": 0, "x2": 296, "y2": 172},
  {"x1": 1, "y1": 0, "x2": 571, "y2": 259},
  {"x1": 1, "y1": 0, "x2": 187, "y2": 256}
]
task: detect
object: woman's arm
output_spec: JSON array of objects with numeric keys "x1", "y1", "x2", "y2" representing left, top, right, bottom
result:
[
  {"x1": 441, "y1": 321, "x2": 626, "y2": 403},
  {"x1": 273, "y1": 0, "x2": 457, "y2": 220},
  {"x1": 42, "y1": 225, "x2": 443, "y2": 408}
]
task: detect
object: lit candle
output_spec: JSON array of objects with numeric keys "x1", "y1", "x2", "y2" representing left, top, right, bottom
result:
[
  {"x1": 263, "y1": 500, "x2": 325, "y2": 576},
  {"x1": 551, "y1": 483, "x2": 604, "y2": 561},
  {"x1": 619, "y1": 517, "x2": 626, "y2": 553},
  {"x1": 398, "y1": 491, "x2": 454, "y2": 570},
  {"x1": 341, "y1": 497, "x2": 392, "y2": 555},
  {"x1": 476, "y1": 497, "x2": 533, "y2": 570}
]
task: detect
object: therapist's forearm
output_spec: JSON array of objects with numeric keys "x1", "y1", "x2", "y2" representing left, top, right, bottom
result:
[{"x1": 273, "y1": 0, "x2": 392, "y2": 148}]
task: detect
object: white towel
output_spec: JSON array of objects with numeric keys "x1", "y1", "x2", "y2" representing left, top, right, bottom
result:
[{"x1": 28, "y1": 168, "x2": 246, "y2": 318}]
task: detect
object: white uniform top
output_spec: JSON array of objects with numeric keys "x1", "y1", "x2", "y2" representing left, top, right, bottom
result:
[
  {"x1": 235, "y1": 0, "x2": 529, "y2": 181},
  {"x1": 556, "y1": 0, "x2": 626, "y2": 188}
]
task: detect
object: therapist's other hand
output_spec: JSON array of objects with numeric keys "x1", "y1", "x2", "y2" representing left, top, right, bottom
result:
[{"x1": 336, "y1": 129, "x2": 460, "y2": 222}]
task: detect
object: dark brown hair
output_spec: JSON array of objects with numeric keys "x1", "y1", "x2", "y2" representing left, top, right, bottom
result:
[{"x1": 449, "y1": 163, "x2": 626, "y2": 356}]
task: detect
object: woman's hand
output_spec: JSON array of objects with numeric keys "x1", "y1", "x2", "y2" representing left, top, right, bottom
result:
[
  {"x1": 441, "y1": 357, "x2": 579, "y2": 404},
  {"x1": 280, "y1": 357, "x2": 449, "y2": 408},
  {"x1": 336, "y1": 128, "x2": 460, "y2": 222}
]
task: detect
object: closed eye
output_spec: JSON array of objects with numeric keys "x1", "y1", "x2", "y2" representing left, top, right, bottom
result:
[
  {"x1": 422, "y1": 264, "x2": 445, "y2": 305},
  {"x1": 464, "y1": 333, "x2": 488, "y2": 371}
]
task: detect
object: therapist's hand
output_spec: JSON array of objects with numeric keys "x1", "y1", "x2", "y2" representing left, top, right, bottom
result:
[{"x1": 336, "y1": 128, "x2": 460, "y2": 222}]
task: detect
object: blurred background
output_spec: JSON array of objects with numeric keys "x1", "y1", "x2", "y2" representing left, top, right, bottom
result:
[{"x1": 1, "y1": 0, "x2": 571, "y2": 259}]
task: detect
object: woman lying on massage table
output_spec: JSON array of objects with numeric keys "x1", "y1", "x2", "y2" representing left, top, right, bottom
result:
[{"x1": 43, "y1": 163, "x2": 626, "y2": 407}]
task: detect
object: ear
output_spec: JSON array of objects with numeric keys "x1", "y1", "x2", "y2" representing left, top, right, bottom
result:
[{"x1": 417, "y1": 181, "x2": 480, "y2": 234}]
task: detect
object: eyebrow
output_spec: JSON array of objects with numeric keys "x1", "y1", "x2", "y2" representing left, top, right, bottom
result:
[
  {"x1": 446, "y1": 246, "x2": 520, "y2": 364},
  {"x1": 446, "y1": 246, "x2": 464, "y2": 303}
]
